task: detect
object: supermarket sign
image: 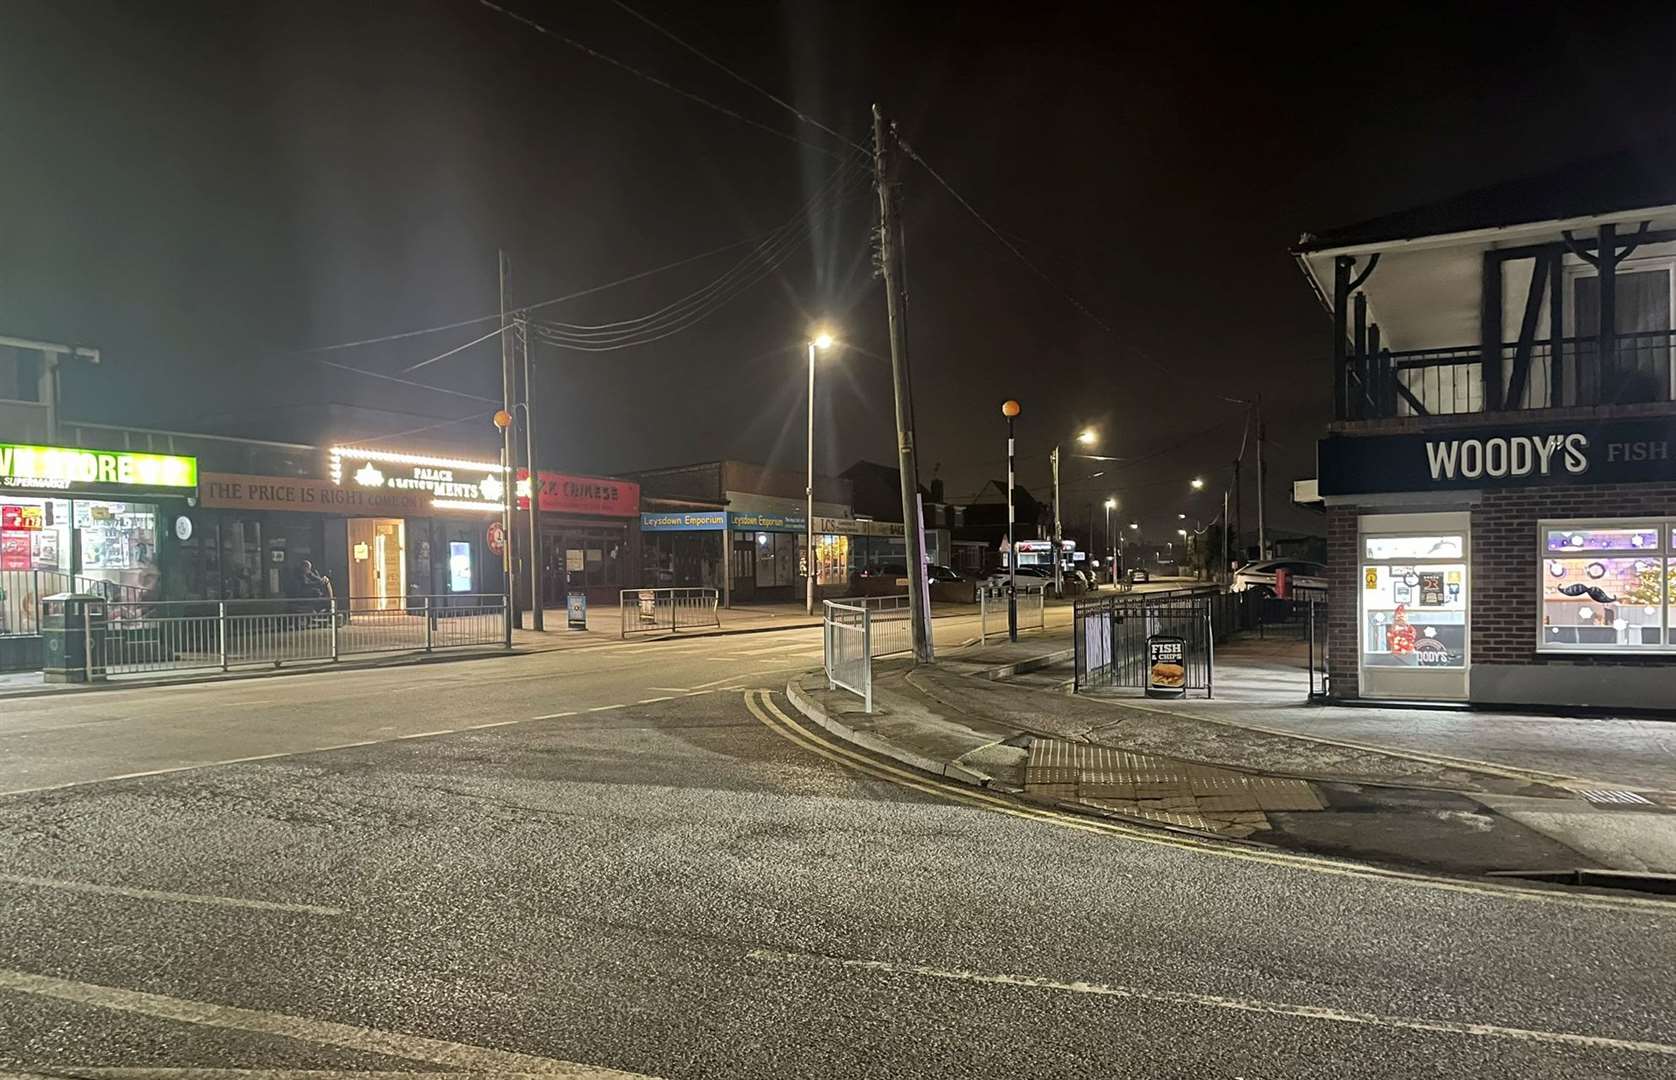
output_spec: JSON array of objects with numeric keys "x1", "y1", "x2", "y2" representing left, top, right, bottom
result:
[{"x1": 0, "y1": 442, "x2": 198, "y2": 494}]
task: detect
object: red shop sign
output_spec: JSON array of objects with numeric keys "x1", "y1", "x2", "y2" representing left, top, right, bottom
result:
[
  {"x1": 2, "y1": 505, "x2": 44, "y2": 530},
  {"x1": 516, "y1": 470, "x2": 639, "y2": 517}
]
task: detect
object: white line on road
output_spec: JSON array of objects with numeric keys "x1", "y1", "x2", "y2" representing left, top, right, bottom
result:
[
  {"x1": 2, "y1": 1072, "x2": 570, "y2": 1078},
  {"x1": 637, "y1": 696, "x2": 674, "y2": 704},
  {"x1": 0, "y1": 968, "x2": 662, "y2": 1077},
  {"x1": 647, "y1": 686, "x2": 692, "y2": 693},
  {"x1": 531, "y1": 711, "x2": 577, "y2": 720},
  {"x1": 746, "y1": 948, "x2": 1676, "y2": 1057},
  {"x1": 395, "y1": 729, "x2": 456, "y2": 740},
  {"x1": 587, "y1": 704, "x2": 625, "y2": 713},
  {"x1": 0, "y1": 875, "x2": 341, "y2": 917},
  {"x1": 465, "y1": 718, "x2": 524, "y2": 730}
]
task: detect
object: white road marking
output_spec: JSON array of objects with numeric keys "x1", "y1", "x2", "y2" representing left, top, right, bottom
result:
[
  {"x1": 647, "y1": 686, "x2": 691, "y2": 693},
  {"x1": 465, "y1": 719, "x2": 524, "y2": 730},
  {"x1": 746, "y1": 948, "x2": 1676, "y2": 1057},
  {"x1": 0, "y1": 875, "x2": 341, "y2": 917},
  {"x1": 690, "y1": 671, "x2": 757, "y2": 689},
  {"x1": 532, "y1": 711, "x2": 577, "y2": 720},
  {"x1": 395, "y1": 729, "x2": 455, "y2": 740},
  {"x1": 637, "y1": 696, "x2": 674, "y2": 704},
  {"x1": 682, "y1": 689, "x2": 713, "y2": 697},
  {"x1": 587, "y1": 704, "x2": 624, "y2": 713},
  {"x1": 5, "y1": 1072, "x2": 564, "y2": 1078},
  {"x1": 734, "y1": 641, "x2": 819, "y2": 656},
  {"x1": 0, "y1": 968, "x2": 661, "y2": 1077}
]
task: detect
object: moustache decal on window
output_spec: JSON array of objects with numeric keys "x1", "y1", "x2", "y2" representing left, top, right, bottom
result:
[{"x1": 1557, "y1": 583, "x2": 1618, "y2": 603}]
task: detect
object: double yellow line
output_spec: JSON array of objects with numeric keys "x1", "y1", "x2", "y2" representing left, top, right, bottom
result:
[{"x1": 744, "y1": 689, "x2": 1675, "y2": 915}]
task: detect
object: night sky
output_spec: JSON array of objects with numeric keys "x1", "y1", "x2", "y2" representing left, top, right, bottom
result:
[{"x1": 4, "y1": 1, "x2": 1675, "y2": 544}]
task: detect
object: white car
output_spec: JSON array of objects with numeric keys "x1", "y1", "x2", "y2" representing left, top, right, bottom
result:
[
  {"x1": 984, "y1": 565, "x2": 1051, "y2": 590},
  {"x1": 1232, "y1": 559, "x2": 1328, "y2": 596}
]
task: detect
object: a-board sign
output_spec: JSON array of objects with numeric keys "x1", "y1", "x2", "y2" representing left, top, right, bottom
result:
[{"x1": 1146, "y1": 635, "x2": 1187, "y2": 698}]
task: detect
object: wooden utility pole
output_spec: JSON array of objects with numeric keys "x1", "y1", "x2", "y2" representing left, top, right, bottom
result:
[
  {"x1": 1255, "y1": 395, "x2": 1268, "y2": 560},
  {"x1": 520, "y1": 316, "x2": 543, "y2": 631},
  {"x1": 872, "y1": 104, "x2": 932, "y2": 663}
]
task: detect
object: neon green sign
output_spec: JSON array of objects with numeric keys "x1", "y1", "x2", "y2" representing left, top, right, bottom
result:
[{"x1": 0, "y1": 443, "x2": 198, "y2": 490}]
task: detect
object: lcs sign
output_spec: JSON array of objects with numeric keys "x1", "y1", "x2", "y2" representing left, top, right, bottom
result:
[{"x1": 1319, "y1": 417, "x2": 1676, "y2": 496}]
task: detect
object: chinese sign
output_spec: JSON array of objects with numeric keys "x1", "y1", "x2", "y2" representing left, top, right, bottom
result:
[
  {"x1": 516, "y1": 470, "x2": 639, "y2": 517},
  {"x1": 0, "y1": 443, "x2": 197, "y2": 494},
  {"x1": 329, "y1": 447, "x2": 505, "y2": 512}
]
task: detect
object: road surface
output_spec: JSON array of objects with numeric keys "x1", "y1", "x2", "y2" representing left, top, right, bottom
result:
[{"x1": 0, "y1": 621, "x2": 1671, "y2": 1078}]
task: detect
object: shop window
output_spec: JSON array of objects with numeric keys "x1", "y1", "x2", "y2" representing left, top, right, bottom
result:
[
  {"x1": 1539, "y1": 519, "x2": 1673, "y2": 652},
  {"x1": 1363, "y1": 535, "x2": 1464, "y2": 560},
  {"x1": 1361, "y1": 560, "x2": 1468, "y2": 669}
]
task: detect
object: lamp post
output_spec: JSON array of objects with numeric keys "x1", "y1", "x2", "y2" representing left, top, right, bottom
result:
[
  {"x1": 1128, "y1": 520, "x2": 1139, "y2": 581},
  {"x1": 1050, "y1": 428, "x2": 1097, "y2": 598},
  {"x1": 1003, "y1": 400, "x2": 1021, "y2": 641},
  {"x1": 1104, "y1": 498, "x2": 1117, "y2": 585},
  {"x1": 805, "y1": 330, "x2": 835, "y2": 616}
]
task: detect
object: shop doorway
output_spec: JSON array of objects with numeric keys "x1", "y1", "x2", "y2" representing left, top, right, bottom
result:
[
  {"x1": 1357, "y1": 511, "x2": 1470, "y2": 701},
  {"x1": 347, "y1": 518, "x2": 406, "y2": 608}
]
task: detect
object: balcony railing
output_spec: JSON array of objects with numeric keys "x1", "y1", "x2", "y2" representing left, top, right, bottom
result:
[{"x1": 1348, "y1": 329, "x2": 1675, "y2": 420}]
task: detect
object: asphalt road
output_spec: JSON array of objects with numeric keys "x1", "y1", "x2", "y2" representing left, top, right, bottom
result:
[{"x1": 1, "y1": 625, "x2": 1673, "y2": 1078}]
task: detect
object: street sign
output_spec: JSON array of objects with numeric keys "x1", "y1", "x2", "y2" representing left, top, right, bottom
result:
[{"x1": 1146, "y1": 635, "x2": 1186, "y2": 698}]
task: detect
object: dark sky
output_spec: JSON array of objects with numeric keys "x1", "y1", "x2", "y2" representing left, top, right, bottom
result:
[{"x1": 4, "y1": 1, "x2": 1675, "y2": 544}]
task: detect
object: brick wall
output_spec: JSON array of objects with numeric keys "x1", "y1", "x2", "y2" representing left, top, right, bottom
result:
[
  {"x1": 1324, "y1": 506, "x2": 1361, "y2": 698},
  {"x1": 1473, "y1": 482, "x2": 1676, "y2": 669}
]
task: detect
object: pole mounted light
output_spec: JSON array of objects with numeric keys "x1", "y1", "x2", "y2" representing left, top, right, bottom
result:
[
  {"x1": 1191, "y1": 476, "x2": 1206, "y2": 490},
  {"x1": 806, "y1": 328, "x2": 837, "y2": 616}
]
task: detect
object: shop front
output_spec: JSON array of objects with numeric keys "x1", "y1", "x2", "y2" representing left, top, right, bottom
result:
[
  {"x1": 0, "y1": 442, "x2": 197, "y2": 640},
  {"x1": 640, "y1": 509, "x2": 727, "y2": 593},
  {"x1": 516, "y1": 469, "x2": 640, "y2": 606},
  {"x1": 1319, "y1": 416, "x2": 1676, "y2": 710},
  {"x1": 728, "y1": 509, "x2": 812, "y2": 604}
]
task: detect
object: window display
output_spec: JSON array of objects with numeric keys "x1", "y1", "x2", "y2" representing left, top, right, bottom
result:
[
  {"x1": 1361, "y1": 559, "x2": 1468, "y2": 668},
  {"x1": 1539, "y1": 519, "x2": 1673, "y2": 652}
]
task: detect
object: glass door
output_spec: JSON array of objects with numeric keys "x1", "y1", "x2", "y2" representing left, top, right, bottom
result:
[{"x1": 1358, "y1": 516, "x2": 1470, "y2": 701}]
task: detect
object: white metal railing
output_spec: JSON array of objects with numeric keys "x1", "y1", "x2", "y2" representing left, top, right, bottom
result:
[
  {"x1": 854, "y1": 593, "x2": 913, "y2": 658},
  {"x1": 978, "y1": 583, "x2": 1046, "y2": 644},
  {"x1": 0, "y1": 569, "x2": 148, "y2": 637},
  {"x1": 73, "y1": 594, "x2": 506, "y2": 677},
  {"x1": 822, "y1": 600, "x2": 872, "y2": 712},
  {"x1": 619, "y1": 587, "x2": 721, "y2": 637}
]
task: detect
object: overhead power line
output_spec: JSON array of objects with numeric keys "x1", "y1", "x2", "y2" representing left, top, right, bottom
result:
[
  {"x1": 892, "y1": 131, "x2": 1250, "y2": 405},
  {"x1": 314, "y1": 358, "x2": 501, "y2": 404},
  {"x1": 400, "y1": 324, "x2": 506, "y2": 375},
  {"x1": 606, "y1": 0, "x2": 868, "y2": 156},
  {"x1": 476, "y1": 0, "x2": 857, "y2": 162}
]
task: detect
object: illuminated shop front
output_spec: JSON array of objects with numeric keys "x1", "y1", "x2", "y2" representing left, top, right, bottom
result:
[
  {"x1": 0, "y1": 442, "x2": 197, "y2": 635},
  {"x1": 516, "y1": 469, "x2": 640, "y2": 606},
  {"x1": 1319, "y1": 417, "x2": 1676, "y2": 709}
]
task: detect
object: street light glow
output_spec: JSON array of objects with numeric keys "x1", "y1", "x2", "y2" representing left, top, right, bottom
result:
[
  {"x1": 1129, "y1": 522, "x2": 1139, "y2": 530},
  {"x1": 1191, "y1": 477, "x2": 1205, "y2": 490},
  {"x1": 1178, "y1": 528, "x2": 1188, "y2": 537},
  {"x1": 1104, "y1": 497, "x2": 1117, "y2": 509},
  {"x1": 812, "y1": 331, "x2": 834, "y2": 350},
  {"x1": 1077, "y1": 429, "x2": 1096, "y2": 445},
  {"x1": 1178, "y1": 513, "x2": 1187, "y2": 520}
]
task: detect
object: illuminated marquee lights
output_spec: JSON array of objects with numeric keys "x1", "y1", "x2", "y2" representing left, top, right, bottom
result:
[{"x1": 328, "y1": 445, "x2": 509, "y2": 513}]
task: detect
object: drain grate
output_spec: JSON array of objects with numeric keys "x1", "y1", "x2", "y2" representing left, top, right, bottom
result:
[{"x1": 1580, "y1": 790, "x2": 1655, "y2": 806}]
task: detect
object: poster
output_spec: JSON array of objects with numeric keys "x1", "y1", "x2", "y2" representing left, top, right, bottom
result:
[
  {"x1": 0, "y1": 531, "x2": 30, "y2": 570},
  {"x1": 1418, "y1": 572, "x2": 1445, "y2": 606},
  {"x1": 1363, "y1": 567, "x2": 1379, "y2": 590},
  {"x1": 1146, "y1": 635, "x2": 1186, "y2": 698},
  {"x1": 566, "y1": 592, "x2": 588, "y2": 631},
  {"x1": 2, "y1": 505, "x2": 43, "y2": 530}
]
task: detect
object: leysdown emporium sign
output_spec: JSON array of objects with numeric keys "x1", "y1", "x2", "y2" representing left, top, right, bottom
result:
[{"x1": 1318, "y1": 416, "x2": 1676, "y2": 496}]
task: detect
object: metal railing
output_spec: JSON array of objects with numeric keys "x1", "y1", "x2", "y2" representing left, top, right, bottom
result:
[
  {"x1": 619, "y1": 587, "x2": 721, "y2": 637},
  {"x1": 1354, "y1": 329, "x2": 1675, "y2": 419},
  {"x1": 1074, "y1": 592, "x2": 1216, "y2": 696},
  {"x1": 85, "y1": 594, "x2": 506, "y2": 676},
  {"x1": 854, "y1": 593, "x2": 913, "y2": 658},
  {"x1": 978, "y1": 584, "x2": 1045, "y2": 644},
  {"x1": 822, "y1": 600, "x2": 872, "y2": 712},
  {"x1": 0, "y1": 569, "x2": 148, "y2": 637}
]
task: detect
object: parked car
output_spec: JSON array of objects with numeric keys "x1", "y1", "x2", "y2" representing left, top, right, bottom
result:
[
  {"x1": 1232, "y1": 558, "x2": 1328, "y2": 596},
  {"x1": 1068, "y1": 567, "x2": 1098, "y2": 590},
  {"x1": 1127, "y1": 567, "x2": 1150, "y2": 584},
  {"x1": 926, "y1": 563, "x2": 967, "y2": 583},
  {"x1": 983, "y1": 565, "x2": 1051, "y2": 589}
]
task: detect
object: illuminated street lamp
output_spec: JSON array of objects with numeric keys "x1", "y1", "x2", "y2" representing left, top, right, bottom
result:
[
  {"x1": 1191, "y1": 476, "x2": 1205, "y2": 490},
  {"x1": 1103, "y1": 497, "x2": 1117, "y2": 585},
  {"x1": 1050, "y1": 427, "x2": 1102, "y2": 597},
  {"x1": 806, "y1": 328, "x2": 836, "y2": 615}
]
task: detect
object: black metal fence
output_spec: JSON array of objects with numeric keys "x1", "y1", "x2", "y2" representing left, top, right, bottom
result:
[{"x1": 1074, "y1": 589, "x2": 1330, "y2": 698}]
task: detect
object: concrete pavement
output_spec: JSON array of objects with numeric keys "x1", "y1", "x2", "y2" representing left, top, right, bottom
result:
[{"x1": 1, "y1": 620, "x2": 1674, "y2": 1076}]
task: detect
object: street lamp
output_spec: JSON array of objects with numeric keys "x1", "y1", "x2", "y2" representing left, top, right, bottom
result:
[
  {"x1": 1050, "y1": 426, "x2": 1101, "y2": 598},
  {"x1": 1003, "y1": 400, "x2": 1022, "y2": 640},
  {"x1": 1191, "y1": 476, "x2": 1205, "y2": 490},
  {"x1": 1104, "y1": 497, "x2": 1117, "y2": 586},
  {"x1": 806, "y1": 329, "x2": 836, "y2": 616}
]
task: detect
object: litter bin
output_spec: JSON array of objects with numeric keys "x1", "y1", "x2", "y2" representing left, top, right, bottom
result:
[{"x1": 41, "y1": 592, "x2": 108, "y2": 683}]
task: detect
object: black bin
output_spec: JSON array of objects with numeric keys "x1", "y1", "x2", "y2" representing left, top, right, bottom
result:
[{"x1": 41, "y1": 593, "x2": 108, "y2": 683}]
